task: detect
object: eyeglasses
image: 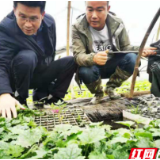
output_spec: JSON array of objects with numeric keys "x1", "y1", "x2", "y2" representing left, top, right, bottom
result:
[{"x1": 18, "y1": 15, "x2": 40, "y2": 23}]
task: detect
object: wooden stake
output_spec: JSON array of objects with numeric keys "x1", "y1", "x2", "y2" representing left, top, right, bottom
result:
[
  {"x1": 66, "y1": 2, "x2": 75, "y2": 99},
  {"x1": 130, "y1": 8, "x2": 160, "y2": 98},
  {"x1": 66, "y1": 1, "x2": 71, "y2": 56},
  {"x1": 156, "y1": 20, "x2": 160, "y2": 41},
  {"x1": 121, "y1": 91, "x2": 150, "y2": 98}
]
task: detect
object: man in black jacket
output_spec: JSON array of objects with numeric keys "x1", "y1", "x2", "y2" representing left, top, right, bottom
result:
[
  {"x1": 147, "y1": 40, "x2": 160, "y2": 97},
  {"x1": 0, "y1": 1, "x2": 77, "y2": 119}
]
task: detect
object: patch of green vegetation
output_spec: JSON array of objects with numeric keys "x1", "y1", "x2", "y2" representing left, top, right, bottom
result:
[
  {"x1": 26, "y1": 80, "x2": 151, "y2": 103},
  {"x1": 115, "y1": 80, "x2": 151, "y2": 94},
  {"x1": 65, "y1": 80, "x2": 151, "y2": 101},
  {"x1": 0, "y1": 111, "x2": 160, "y2": 159},
  {"x1": 129, "y1": 105, "x2": 141, "y2": 115}
]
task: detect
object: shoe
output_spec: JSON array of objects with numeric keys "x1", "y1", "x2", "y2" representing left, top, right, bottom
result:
[
  {"x1": 34, "y1": 96, "x2": 68, "y2": 106},
  {"x1": 85, "y1": 77, "x2": 104, "y2": 104},
  {"x1": 45, "y1": 97, "x2": 68, "y2": 106},
  {"x1": 90, "y1": 94, "x2": 103, "y2": 105},
  {"x1": 105, "y1": 66, "x2": 131, "y2": 100}
]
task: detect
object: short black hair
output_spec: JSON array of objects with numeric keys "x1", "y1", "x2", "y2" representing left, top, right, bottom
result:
[
  {"x1": 85, "y1": 1, "x2": 110, "y2": 8},
  {"x1": 13, "y1": 1, "x2": 46, "y2": 13}
]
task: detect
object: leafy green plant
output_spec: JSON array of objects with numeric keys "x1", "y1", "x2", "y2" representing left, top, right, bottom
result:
[
  {"x1": 129, "y1": 105, "x2": 141, "y2": 114},
  {"x1": 58, "y1": 115, "x2": 64, "y2": 124},
  {"x1": 1, "y1": 104, "x2": 160, "y2": 159},
  {"x1": 76, "y1": 114, "x2": 82, "y2": 123},
  {"x1": 0, "y1": 80, "x2": 155, "y2": 159},
  {"x1": 8, "y1": 80, "x2": 154, "y2": 159},
  {"x1": 115, "y1": 121, "x2": 135, "y2": 129}
]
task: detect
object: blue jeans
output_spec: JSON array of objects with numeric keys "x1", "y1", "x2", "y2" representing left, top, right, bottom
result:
[{"x1": 79, "y1": 53, "x2": 137, "y2": 84}]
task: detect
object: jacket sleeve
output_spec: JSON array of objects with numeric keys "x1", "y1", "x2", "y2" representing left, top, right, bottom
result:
[
  {"x1": 118, "y1": 21, "x2": 140, "y2": 51},
  {"x1": 52, "y1": 18, "x2": 56, "y2": 59},
  {"x1": 45, "y1": 14, "x2": 56, "y2": 60},
  {"x1": 0, "y1": 32, "x2": 15, "y2": 95},
  {"x1": 72, "y1": 25, "x2": 96, "y2": 66}
]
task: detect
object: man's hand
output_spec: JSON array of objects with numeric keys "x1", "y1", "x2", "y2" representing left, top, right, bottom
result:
[
  {"x1": 142, "y1": 47, "x2": 157, "y2": 57},
  {"x1": 0, "y1": 94, "x2": 22, "y2": 119},
  {"x1": 93, "y1": 50, "x2": 108, "y2": 65}
]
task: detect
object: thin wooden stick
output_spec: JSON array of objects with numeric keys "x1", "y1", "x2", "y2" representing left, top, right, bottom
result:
[
  {"x1": 66, "y1": 2, "x2": 75, "y2": 99},
  {"x1": 66, "y1": 1, "x2": 71, "y2": 56},
  {"x1": 121, "y1": 91, "x2": 150, "y2": 98},
  {"x1": 156, "y1": 20, "x2": 160, "y2": 41},
  {"x1": 130, "y1": 8, "x2": 160, "y2": 98}
]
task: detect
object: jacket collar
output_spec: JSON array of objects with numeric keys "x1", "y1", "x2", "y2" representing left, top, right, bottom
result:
[
  {"x1": 0, "y1": 11, "x2": 52, "y2": 36},
  {"x1": 75, "y1": 13, "x2": 121, "y2": 37}
]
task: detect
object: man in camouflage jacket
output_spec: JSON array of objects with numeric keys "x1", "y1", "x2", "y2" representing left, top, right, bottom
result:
[{"x1": 72, "y1": 1, "x2": 157, "y2": 104}]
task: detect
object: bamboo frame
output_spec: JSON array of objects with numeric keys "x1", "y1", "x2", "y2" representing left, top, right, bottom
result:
[
  {"x1": 66, "y1": 1, "x2": 71, "y2": 56},
  {"x1": 66, "y1": 2, "x2": 75, "y2": 99},
  {"x1": 156, "y1": 20, "x2": 160, "y2": 41},
  {"x1": 129, "y1": 8, "x2": 160, "y2": 98}
]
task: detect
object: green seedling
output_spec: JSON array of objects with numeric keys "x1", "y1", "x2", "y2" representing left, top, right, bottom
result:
[
  {"x1": 129, "y1": 105, "x2": 140, "y2": 114},
  {"x1": 76, "y1": 114, "x2": 82, "y2": 123}
]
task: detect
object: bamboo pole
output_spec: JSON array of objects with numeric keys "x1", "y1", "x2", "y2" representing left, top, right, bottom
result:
[
  {"x1": 66, "y1": 1, "x2": 71, "y2": 56},
  {"x1": 121, "y1": 91, "x2": 150, "y2": 98},
  {"x1": 130, "y1": 8, "x2": 160, "y2": 98},
  {"x1": 156, "y1": 20, "x2": 160, "y2": 41},
  {"x1": 66, "y1": 2, "x2": 74, "y2": 99}
]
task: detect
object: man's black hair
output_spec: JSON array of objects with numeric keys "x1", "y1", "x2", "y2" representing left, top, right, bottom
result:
[
  {"x1": 13, "y1": 1, "x2": 46, "y2": 13},
  {"x1": 85, "y1": 1, "x2": 110, "y2": 8}
]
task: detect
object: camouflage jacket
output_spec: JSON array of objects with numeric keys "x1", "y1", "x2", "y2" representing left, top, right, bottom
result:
[{"x1": 72, "y1": 13, "x2": 139, "y2": 66}]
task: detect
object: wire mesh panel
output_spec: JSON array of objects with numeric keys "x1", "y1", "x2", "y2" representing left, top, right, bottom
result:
[{"x1": 34, "y1": 108, "x2": 91, "y2": 131}]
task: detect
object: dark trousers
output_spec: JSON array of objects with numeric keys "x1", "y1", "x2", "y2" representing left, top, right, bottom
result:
[
  {"x1": 10, "y1": 50, "x2": 77, "y2": 100},
  {"x1": 79, "y1": 53, "x2": 137, "y2": 84}
]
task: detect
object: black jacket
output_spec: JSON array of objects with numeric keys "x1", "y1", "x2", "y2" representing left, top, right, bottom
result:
[
  {"x1": 147, "y1": 40, "x2": 160, "y2": 97},
  {"x1": 0, "y1": 11, "x2": 56, "y2": 95}
]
